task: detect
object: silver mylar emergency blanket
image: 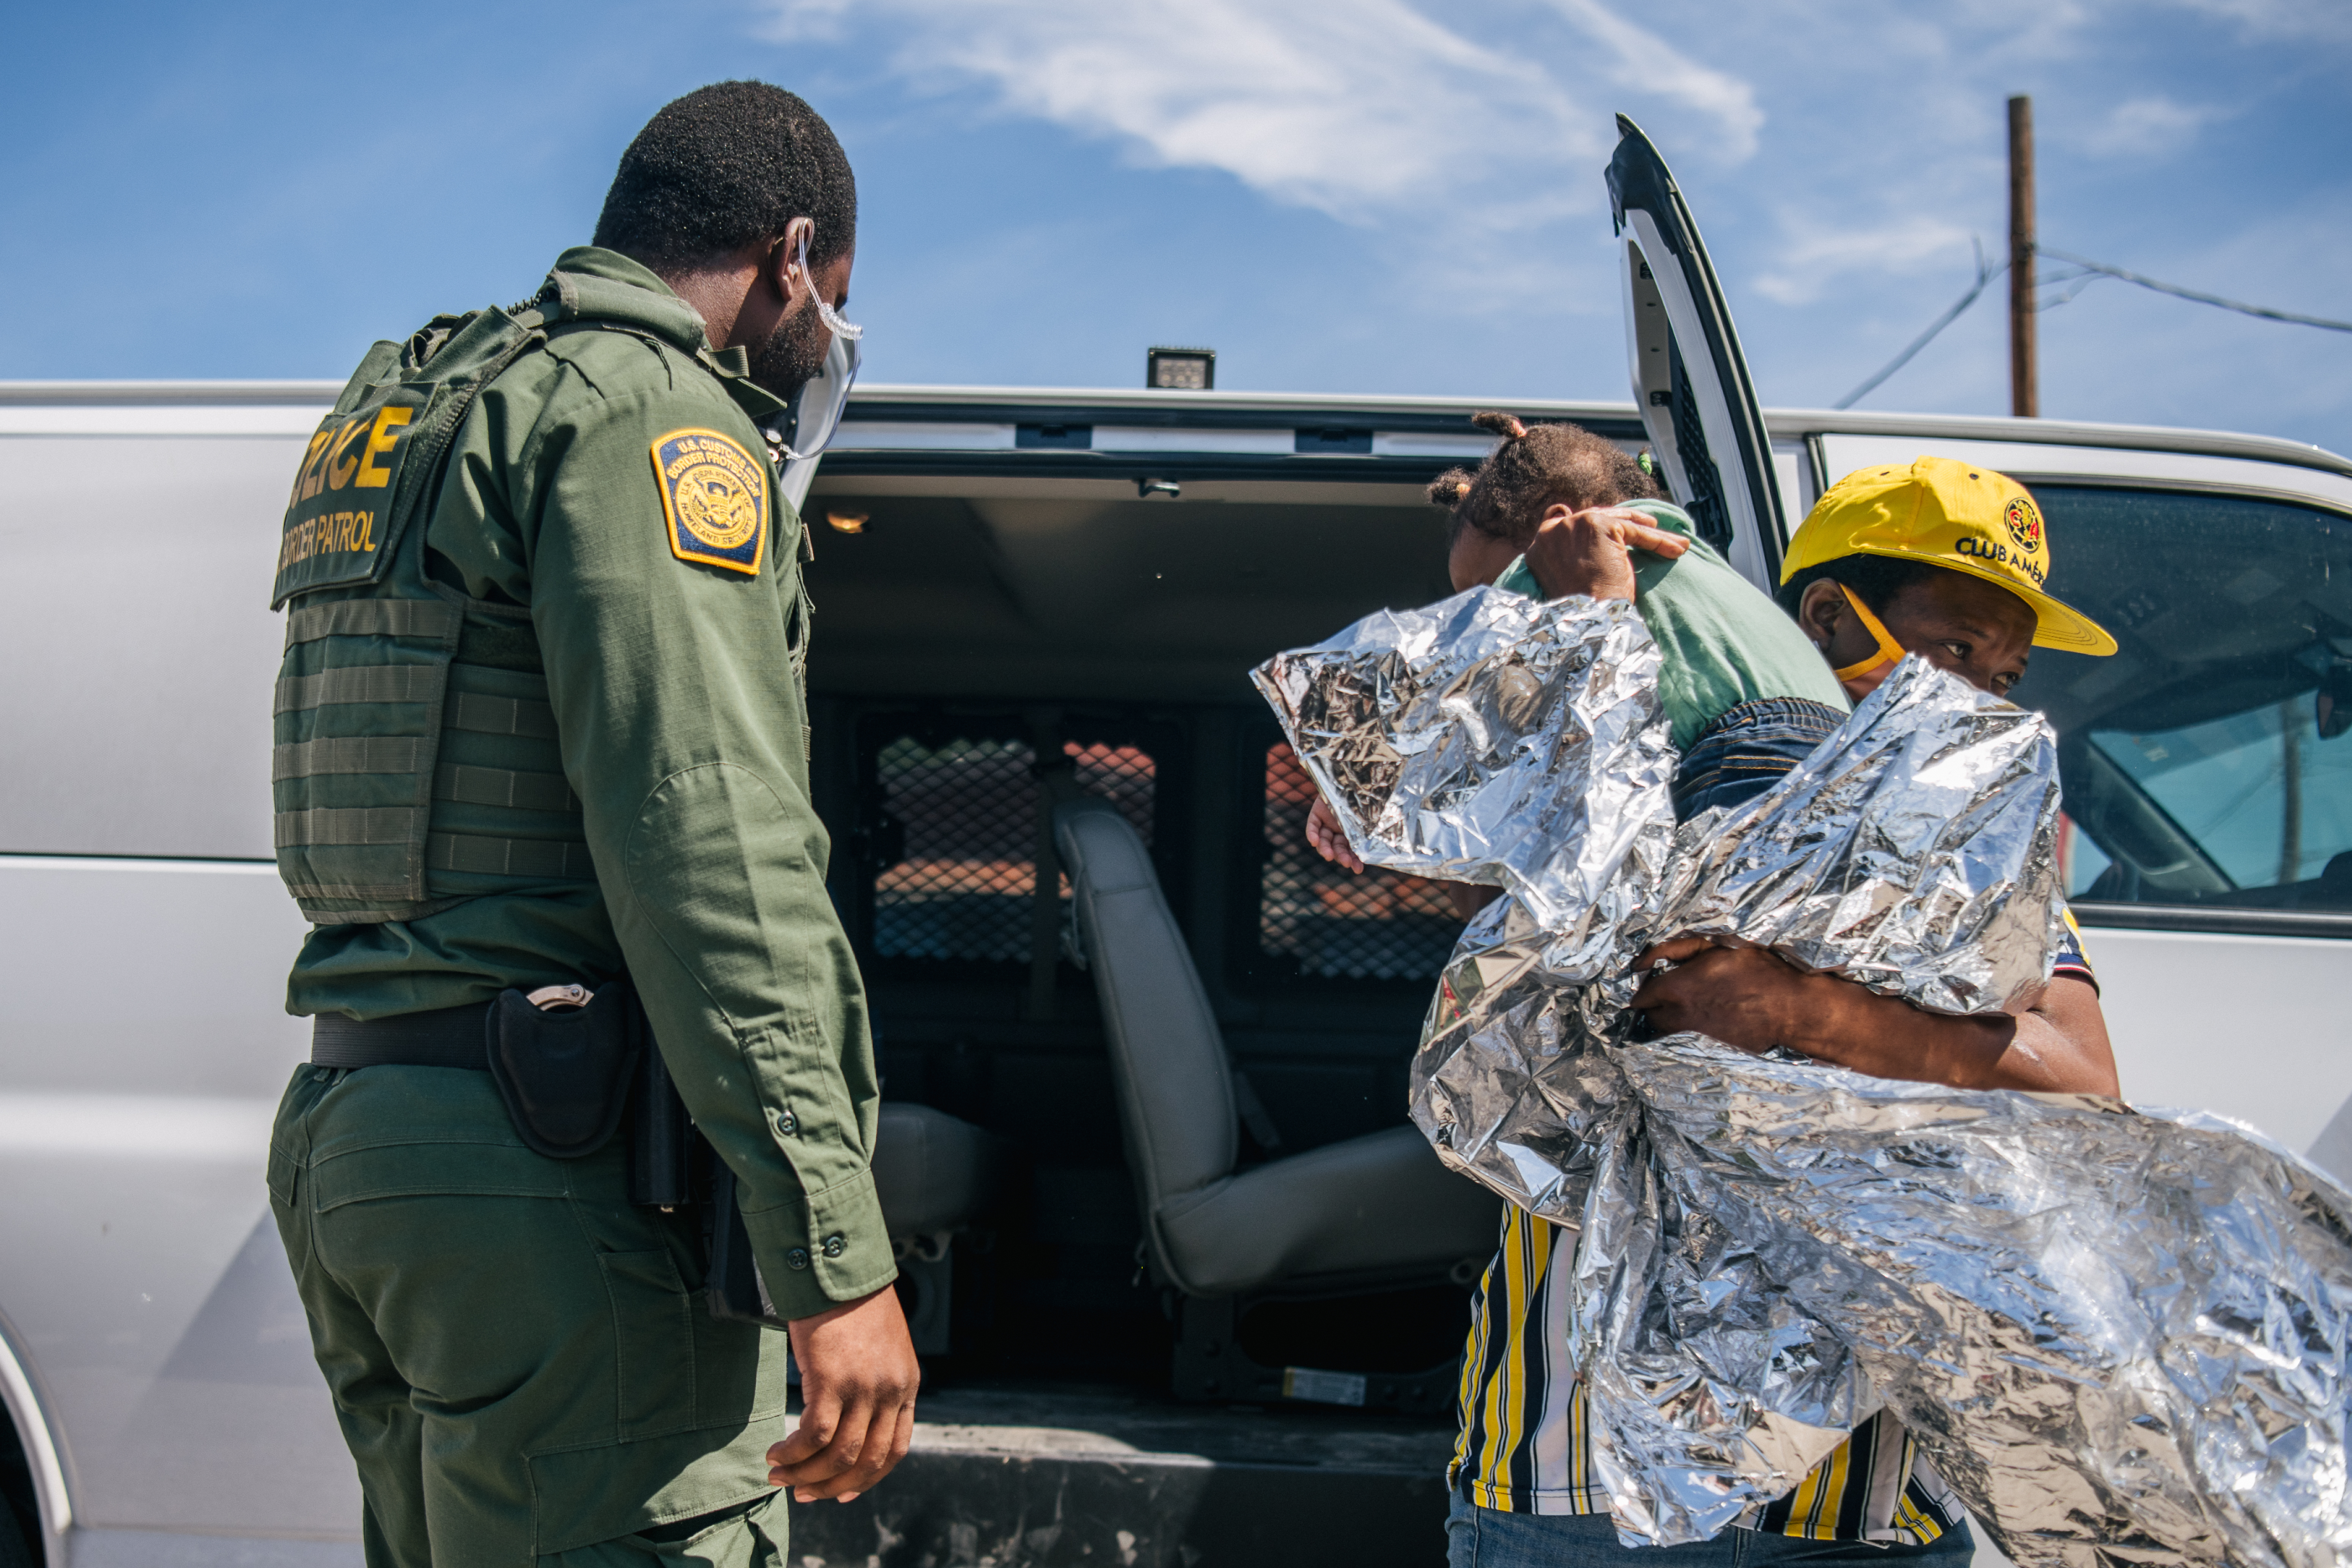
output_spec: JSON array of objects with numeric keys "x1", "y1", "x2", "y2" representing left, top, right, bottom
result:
[{"x1": 1253, "y1": 587, "x2": 2352, "y2": 1568}]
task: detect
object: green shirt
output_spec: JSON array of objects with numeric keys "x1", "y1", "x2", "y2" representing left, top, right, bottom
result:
[
  {"x1": 285, "y1": 248, "x2": 888, "y2": 1317},
  {"x1": 1496, "y1": 499, "x2": 1849, "y2": 748}
]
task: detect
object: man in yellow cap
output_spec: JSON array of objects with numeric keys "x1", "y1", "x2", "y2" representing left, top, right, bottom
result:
[
  {"x1": 1778, "y1": 454, "x2": 2117, "y2": 701},
  {"x1": 1447, "y1": 460, "x2": 2122, "y2": 1566},
  {"x1": 1321, "y1": 445, "x2": 2131, "y2": 1566},
  {"x1": 1634, "y1": 454, "x2": 2118, "y2": 1094}
]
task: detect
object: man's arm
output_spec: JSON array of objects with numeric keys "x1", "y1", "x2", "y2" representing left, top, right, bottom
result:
[
  {"x1": 1631, "y1": 936, "x2": 2120, "y2": 1095},
  {"x1": 520, "y1": 388, "x2": 915, "y2": 1497}
]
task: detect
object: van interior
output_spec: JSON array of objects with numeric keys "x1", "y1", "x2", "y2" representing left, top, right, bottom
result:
[{"x1": 800, "y1": 466, "x2": 1495, "y2": 1395}]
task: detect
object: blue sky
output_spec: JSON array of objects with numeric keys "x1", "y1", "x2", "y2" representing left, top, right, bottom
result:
[{"x1": 5, "y1": 0, "x2": 2349, "y2": 453}]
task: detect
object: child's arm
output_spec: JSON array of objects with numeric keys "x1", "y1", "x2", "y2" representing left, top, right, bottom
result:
[
  {"x1": 1518, "y1": 504, "x2": 1689, "y2": 599},
  {"x1": 1306, "y1": 506, "x2": 1687, "y2": 877}
]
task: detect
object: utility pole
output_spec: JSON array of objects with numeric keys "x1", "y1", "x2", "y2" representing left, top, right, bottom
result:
[{"x1": 2008, "y1": 95, "x2": 2037, "y2": 418}]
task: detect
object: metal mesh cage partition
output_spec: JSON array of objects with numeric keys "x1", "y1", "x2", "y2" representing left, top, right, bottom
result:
[
  {"x1": 873, "y1": 735, "x2": 1038, "y2": 963},
  {"x1": 1258, "y1": 741, "x2": 1460, "y2": 982},
  {"x1": 869, "y1": 732, "x2": 1157, "y2": 966}
]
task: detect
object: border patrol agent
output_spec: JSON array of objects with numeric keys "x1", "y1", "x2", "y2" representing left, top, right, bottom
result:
[{"x1": 265, "y1": 83, "x2": 917, "y2": 1566}]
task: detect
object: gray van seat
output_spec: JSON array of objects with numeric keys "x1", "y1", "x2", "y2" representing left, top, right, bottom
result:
[
  {"x1": 872, "y1": 1101, "x2": 1002, "y2": 1240},
  {"x1": 1054, "y1": 795, "x2": 1499, "y2": 1301}
]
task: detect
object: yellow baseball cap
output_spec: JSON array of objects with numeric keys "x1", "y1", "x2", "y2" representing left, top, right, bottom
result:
[{"x1": 1780, "y1": 456, "x2": 2117, "y2": 656}]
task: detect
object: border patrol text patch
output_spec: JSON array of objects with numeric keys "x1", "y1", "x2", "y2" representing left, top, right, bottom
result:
[
  {"x1": 653, "y1": 428, "x2": 768, "y2": 576},
  {"x1": 271, "y1": 403, "x2": 419, "y2": 604}
]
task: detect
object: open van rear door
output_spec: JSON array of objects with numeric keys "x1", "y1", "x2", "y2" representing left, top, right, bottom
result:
[{"x1": 1608, "y1": 115, "x2": 1785, "y2": 589}]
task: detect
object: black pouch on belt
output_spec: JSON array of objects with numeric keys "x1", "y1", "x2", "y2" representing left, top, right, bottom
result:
[
  {"x1": 630, "y1": 1036, "x2": 695, "y2": 1208},
  {"x1": 486, "y1": 982, "x2": 644, "y2": 1159}
]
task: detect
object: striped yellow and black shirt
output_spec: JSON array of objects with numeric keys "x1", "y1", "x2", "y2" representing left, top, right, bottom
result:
[{"x1": 1450, "y1": 1207, "x2": 1966, "y2": 1544}]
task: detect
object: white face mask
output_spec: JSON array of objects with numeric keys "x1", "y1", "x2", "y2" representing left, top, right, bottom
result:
[{"x1": 774, "y1": 228, "x2": 862, "y2": 462}]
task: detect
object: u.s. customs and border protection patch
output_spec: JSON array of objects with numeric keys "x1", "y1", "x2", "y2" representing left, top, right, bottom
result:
[{"x1": 653, "y1": 428, "x2": 768, "y2": 575}]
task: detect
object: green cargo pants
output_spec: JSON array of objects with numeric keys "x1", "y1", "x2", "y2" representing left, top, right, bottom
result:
[{"x1": 268, "y1": 1063, "x2": 797, "y2": 1567}]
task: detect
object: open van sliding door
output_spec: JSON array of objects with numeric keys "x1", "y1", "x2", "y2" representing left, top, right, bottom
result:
[{"x1": 1608, "y1": 116, "x2": 1788, "y2": 593}]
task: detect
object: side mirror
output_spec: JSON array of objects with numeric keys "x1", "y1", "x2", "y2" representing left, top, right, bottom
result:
[{"x1": 2319, "y1": 666, "x2": 2352, "y2": 740}]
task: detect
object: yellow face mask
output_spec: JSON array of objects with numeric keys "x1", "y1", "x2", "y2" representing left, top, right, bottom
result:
[{"x1": 1832, "y1": 583, "x2": 1909, "y2": 685}]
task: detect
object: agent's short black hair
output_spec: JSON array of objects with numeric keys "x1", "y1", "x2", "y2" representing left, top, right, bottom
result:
[
  {"x1": 1775, "y1": 553, "x2": 1950, "y2": 618},
  {"x1": 593, "y1": 81, "x2": 856, "y2": 269}
]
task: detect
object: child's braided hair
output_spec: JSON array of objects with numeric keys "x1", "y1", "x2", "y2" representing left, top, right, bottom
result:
[{"x1": 1430, "y1": 411, "x2": 1667, "y2": 546}]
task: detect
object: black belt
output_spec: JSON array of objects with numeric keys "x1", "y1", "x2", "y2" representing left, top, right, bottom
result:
[{"x1": 311, "y1": 1003, "x2": 492, "y2": 1071}]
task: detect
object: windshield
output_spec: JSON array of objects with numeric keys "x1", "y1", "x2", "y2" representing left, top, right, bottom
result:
[{"x1": 2007, "y1": 483, "x2": 2352, "y2": 914}]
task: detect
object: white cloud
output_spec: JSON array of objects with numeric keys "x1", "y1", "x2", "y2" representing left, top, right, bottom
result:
[
  {"x1": 2164, "y1": 0, "x2": 2352, "y2": 42},
  {"x1": 2082, "y1": 94, "x2": 2224, "y2": 157},
  {"x1": 765, "y1": 0, "x2": 849, "y2": 40},
  {"x1": 1753, "y1": 215, "x2": 1977, "y2": 305},
  {"x1": 758, "y1": 0, "x2": 1762, "y2": 225},
  {"x1": 1544, "y1": 0, "x2": 1763, "y2": 161},
  {"x1": 901, "y1": 0, "x2": 1582, "y2": 221}
]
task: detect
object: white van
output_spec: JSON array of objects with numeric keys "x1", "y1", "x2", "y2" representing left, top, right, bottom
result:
[{"x1": 2, "y1": 126, "x2": 2346, "y2": 1568}]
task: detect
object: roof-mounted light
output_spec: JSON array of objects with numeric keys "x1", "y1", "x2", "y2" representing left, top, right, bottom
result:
[{"x1": 1147, "y1": 347, "x2": 1215, "y2": 390}]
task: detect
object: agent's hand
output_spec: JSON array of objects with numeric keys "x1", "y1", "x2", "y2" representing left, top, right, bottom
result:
[
  {"x1": 1305, "y1": 794, "x2": 1364, "y2": 873},
  {"x1": 1524, "y1": 506, "x2": 1689, "y2": 603},
  {"x1": 768, "y1": 1283, "x2": 920, "y2": 1503}
]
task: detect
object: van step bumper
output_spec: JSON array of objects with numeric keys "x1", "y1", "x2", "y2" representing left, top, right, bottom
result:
[{"x1": 786, "y1": 1384, "x2": 1456, "y2": 1567}]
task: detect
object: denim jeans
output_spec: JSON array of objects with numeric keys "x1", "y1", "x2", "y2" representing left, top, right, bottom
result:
[
  {"x1": 1670, "y1": 697, "x2": 1846, "y2": 822},
  {"x1": 1444, "y1": 1494, "x2": 1976, "y2": 1568}
]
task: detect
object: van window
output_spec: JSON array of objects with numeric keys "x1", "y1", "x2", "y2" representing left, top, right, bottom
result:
[
  {"x1": 870, "y1": 732, "x2": 1156, "y2": 964},
  {"x1": 1258, "y1": 742, "x2": 1458, "y2": 982},
  {"x1": 2012, "y1": 485, "x2": 2352, "y2": 916}
]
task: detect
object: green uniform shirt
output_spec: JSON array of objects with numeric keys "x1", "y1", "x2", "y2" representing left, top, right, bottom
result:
[
  {"x1": 285, "y1": 247, "x2": 888, "y2": 1319},
  {"x1": 1496, "y1": 498, "x2": 1849, "y2": 749}
]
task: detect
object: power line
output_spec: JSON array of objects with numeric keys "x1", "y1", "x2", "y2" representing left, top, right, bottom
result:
[
  {"x1": 1834, "y1": 241, "x2": 2006, "y2": 410},
  {"x1": 2031, "y1": 244, "x2": 2352, "y2": 334},
  {"x1": 1832, "y1": 240, "x2": 2352, "y2": 411}
]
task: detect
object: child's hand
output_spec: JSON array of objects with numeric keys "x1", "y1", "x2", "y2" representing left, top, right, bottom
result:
[
  {"x1": 1305, "y1": 795, "x2": 1364, "y2": 873},
  {"x1": 1524, "y1": 506, "x2": 1690, "y2": 603}
]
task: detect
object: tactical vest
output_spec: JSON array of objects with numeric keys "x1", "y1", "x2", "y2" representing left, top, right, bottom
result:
[
  {"x1": 269, "y1": 292, "x2": 811, "y2": 927},
  {"x1": 269, "y1": 301, "x2": 580, "y2": 925}
]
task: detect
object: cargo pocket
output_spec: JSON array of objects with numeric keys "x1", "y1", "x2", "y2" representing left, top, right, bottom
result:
[
  {"x1": 311, "y1": 1137, "x2": 569, "y2": 1211},
  {"x1": 266, "y1": 1137, "x2": 301, "y2": 1209},
  {"x1": 600, "y1": 1248, "x2": 699, "y2": 1438}
]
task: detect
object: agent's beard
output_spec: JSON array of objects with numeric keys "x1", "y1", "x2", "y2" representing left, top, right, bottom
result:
[{"x1": 747, "y1": 296, "x2": 830, "y2": 405}]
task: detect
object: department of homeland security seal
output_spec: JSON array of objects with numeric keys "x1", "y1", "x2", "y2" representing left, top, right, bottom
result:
[{"x1": 652, "y1": 428, "x2": 768, "y2": 575}]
